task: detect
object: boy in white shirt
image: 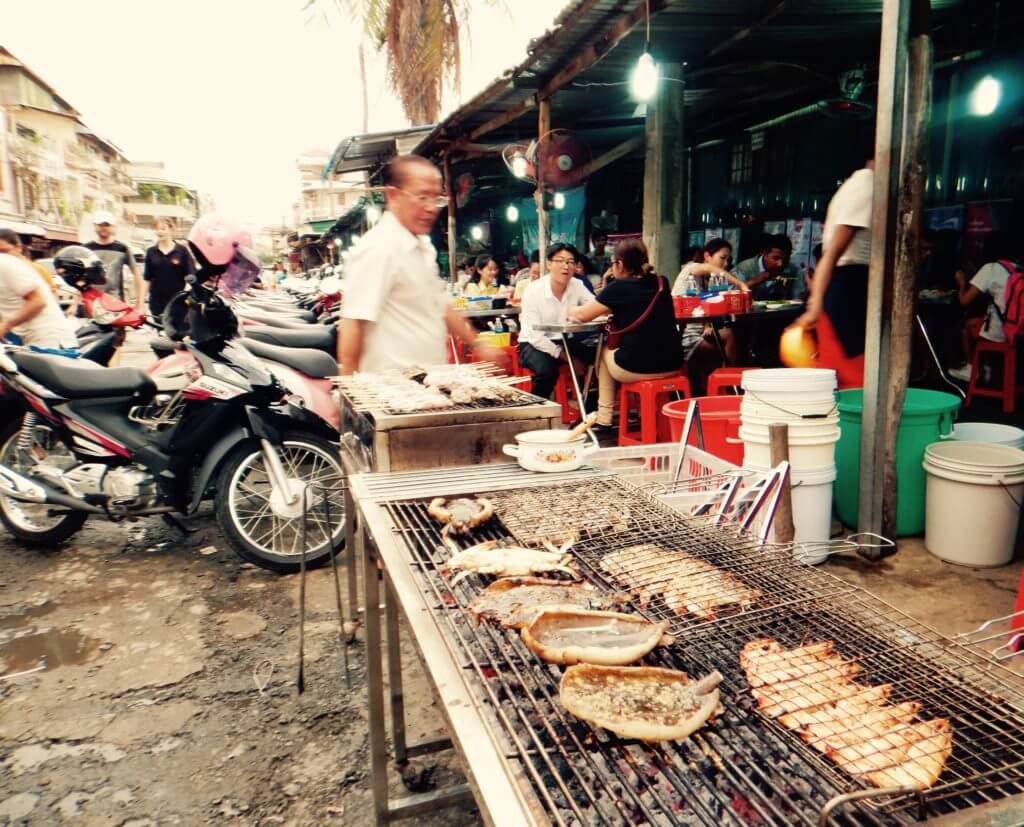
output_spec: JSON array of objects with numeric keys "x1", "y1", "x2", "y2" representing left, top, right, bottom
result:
[{"x1": 0, "y1": 252, "x2": 78, "y2": 349}]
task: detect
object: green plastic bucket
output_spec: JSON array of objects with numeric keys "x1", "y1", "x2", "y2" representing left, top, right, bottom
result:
[{"x1": 834, "y1": 388, "x2": 961, "y2": 535}]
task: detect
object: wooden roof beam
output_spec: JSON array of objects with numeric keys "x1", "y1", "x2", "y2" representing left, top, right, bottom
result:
[
  {"x1": 561, "y1": 133, "x2": 644, "y2": 189},
  {"x1": 704, "y1": 0, "x2": 792, "y2": 61}
]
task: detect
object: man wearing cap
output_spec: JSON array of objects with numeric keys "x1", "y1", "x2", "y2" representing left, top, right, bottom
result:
[{"x1": 84, "y1": 211, "x2": 143, "y2": 312}]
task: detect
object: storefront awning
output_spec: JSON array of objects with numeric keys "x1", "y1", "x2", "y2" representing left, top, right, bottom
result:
[
  {"x1": 45, "y1": 228, "x2": 79, "y2": 243},
  {"x1": 0, "y1": 219, "x2": 46, "y2": 237}
]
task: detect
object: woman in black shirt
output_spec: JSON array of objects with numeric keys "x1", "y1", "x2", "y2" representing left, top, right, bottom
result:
[
  {"x1": 570, "y1": 238, "x2": 684, "y2": 430},
  {"x1": 143, "y1": 218, "x2": 195, "y2": 319}
]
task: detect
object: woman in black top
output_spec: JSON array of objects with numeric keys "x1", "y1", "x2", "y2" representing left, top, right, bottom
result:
[
  {"x1": 570, "y1": 238, "x2": 684, "y2": 430},
  {"x1": 143, "y1": 218, "x2": 194, "y2": 318}
]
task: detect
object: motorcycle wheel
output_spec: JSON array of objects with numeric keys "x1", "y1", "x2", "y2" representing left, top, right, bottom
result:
[
  {"x1": 0, "y1": 419, "x2": 88, "y2": 546},
  {"x1": 215, "y1": 431, "x2": 345, "y2": 574}
]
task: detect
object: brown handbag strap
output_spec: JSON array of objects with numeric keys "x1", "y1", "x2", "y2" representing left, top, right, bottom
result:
[{"x1": 607, "y1": 276, "x2": 664, "y2": 337}]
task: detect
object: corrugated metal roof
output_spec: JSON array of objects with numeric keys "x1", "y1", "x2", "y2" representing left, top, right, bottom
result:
[
  {"x1": 325, "y1": 125, "x2": 436, "y2": 178},
  {"x1": 415, "y1": 0, "x2": 1002, "y2": 157}
]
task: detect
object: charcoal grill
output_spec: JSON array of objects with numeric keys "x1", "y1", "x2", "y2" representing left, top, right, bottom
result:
[{"x1": 349, "y1": 462, "x2": 1024, "y2": 826}]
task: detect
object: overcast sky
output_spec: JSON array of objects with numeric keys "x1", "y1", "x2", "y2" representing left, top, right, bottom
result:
[{"x1": 5, "y1": 0, "x2": 570, "y2": 227}]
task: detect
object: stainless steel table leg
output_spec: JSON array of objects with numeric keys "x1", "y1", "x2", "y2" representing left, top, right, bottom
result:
[
  {"x1": 560, "y1": 332, "x2": 600, "y2": 447},
  {"x1": 385, "y1": 573, "x2": 407, "y2": 766},
  {"x1": 916, "y1": 313, "x2": 966, "y2": 399},
  {"x1": 361, "y1": 522, "x2": 389, "y2": 825},
  {"x1": 343, "y1": 467, "x2": 360, "y2": 623}
]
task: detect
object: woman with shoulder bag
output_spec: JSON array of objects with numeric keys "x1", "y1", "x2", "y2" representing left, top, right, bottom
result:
[{"x1": 569, "y1": 238, "x2": 684, "y2": 433}]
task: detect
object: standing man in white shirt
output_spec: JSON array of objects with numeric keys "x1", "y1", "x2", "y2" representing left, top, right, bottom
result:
[
  {"x1": 794, "y1": 157, "x2": 874, "y2": 387},
  {"x1": 517, "y1": 242, "x2": 596, "y2": 399},
  {"x1": 339, "y1": 155, "x2": 501, "y2": 374}
]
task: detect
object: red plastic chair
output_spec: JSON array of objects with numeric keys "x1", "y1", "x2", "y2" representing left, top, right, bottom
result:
[
  {"x1": 706, "y1": 367, "x2": 758, "y2": 396},
  {"x1": 617, "y1": 373, "x2": 691, "y2": 446},
  {"x1": 966, "y1": 338, "x2": 1021, "y2": 414},
  {"x1": 554, "y1": 364, "x2": 578, "y2": 424}
]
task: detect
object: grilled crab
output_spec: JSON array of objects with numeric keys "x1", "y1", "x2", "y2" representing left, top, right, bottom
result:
[
  {"x1": 443, "y1": 537, "x2": 578, "y2": 586},
  {"x1": 428, "y1": 496, "x2": 495, "y2": 535}
]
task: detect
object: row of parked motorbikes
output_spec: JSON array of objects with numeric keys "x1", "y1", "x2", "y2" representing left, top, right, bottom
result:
[{"x1": 0, "y1": 216, "x2": 346, "y2": 573}]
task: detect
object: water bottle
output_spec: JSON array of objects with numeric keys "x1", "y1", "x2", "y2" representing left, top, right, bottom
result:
[{"x1": 494, "y1": 317, "x2": 505, "y2": 334}]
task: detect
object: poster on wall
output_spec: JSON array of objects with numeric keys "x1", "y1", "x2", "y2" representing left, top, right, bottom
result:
[
  {"x1": 926, "y1": 205, "x2": 965, "y2": 232},
  {"x1": 786, "y1": 218, "x2": 814, "y2": 275},
  {"x1": 723, "y1": 227, "x2": 741, "y2": 255},
  {"x1": 763, "y1": 220, "x2": 787, "y2": 236},
  {"x1": 963, "y1": 200, "x2": 1010, "y2": 267},
  {"x1": 704, "y1": 227, "x2": 725, "y2": 244}
]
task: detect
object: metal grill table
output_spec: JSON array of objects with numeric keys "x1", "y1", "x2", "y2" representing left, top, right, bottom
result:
[{"x1": 349, "y1": 463, "x2": 1024, "y2": 826}]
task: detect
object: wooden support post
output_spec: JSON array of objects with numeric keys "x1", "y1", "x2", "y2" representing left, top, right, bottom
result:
[
  {"x1": 858, "y1": 0, "x2": 930, "y2": 550},
  {"x1": 535, "y1": 97, "x2": 551, "y2": 275},
  {"x1": 443, "y1": 154, "x2": 457, "y2": 284},
  {"x1": 769, "y1": 424, "x2": 795, "y2": 544},
  {"x1": 642, "y1": 63, "x2": 684, "y2": 279}
]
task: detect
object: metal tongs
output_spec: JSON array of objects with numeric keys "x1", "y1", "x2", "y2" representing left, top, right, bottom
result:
[{"x1": 953, "y1": 609, "x2": 1024, "y2": 662}]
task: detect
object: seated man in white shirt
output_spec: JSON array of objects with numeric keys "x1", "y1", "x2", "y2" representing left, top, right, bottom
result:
[
  {"x1": 0, "y1": 251, "x2": 78, "y2": 349},
  {"x1": 518, "y1": 242, "x2": 596, "y2": 399}
]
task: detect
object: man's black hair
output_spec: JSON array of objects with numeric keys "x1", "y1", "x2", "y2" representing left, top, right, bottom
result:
[{"x1": 763, "y1": 233, "x2": 792, "y2": 255}]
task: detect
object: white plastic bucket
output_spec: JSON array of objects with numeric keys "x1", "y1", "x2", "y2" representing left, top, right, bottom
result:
[
  {"x1": 923, "y1": 441, "x2": 1024, "y2": 567},
  {"x1": 741, "y1": 368, "x2": 837, "y2": 399},
  {"x1": 741, "y1": 397, "x2": 838, "y2": 420},
  {"x1": 949, "y1": 422, "x2": 1024, "y2": 450},
  {"x1": 740, "y1": 411, "x2": 840, "y2": 433},
  {"x1": 745, "y1": 461, "x2": 837, "y2": 557},
  {"x1": 739, "y1": 426, "x2": 840, "y2": 469}
]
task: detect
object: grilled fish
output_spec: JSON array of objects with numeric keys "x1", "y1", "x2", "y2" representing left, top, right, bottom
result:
[
  {"x1": 599, "y1": 544, "x2": 759, "y2": 620},
  {"x1": 521, "y1": 609, "x2": 673, "y2": 666},
  {"x1": 467, "y1": 578, "x2": 618, "y2": 629},
  {"x1": 560, "y1": 664, "x2": 723, "y2": 742},
  {"x1": 739, "y1": 638, "x2": 953, "y2": 790}
]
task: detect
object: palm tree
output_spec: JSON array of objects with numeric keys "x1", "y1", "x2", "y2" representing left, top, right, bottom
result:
[{"x1": 310, "y1": 0, "x2": 484, "y2": 127}]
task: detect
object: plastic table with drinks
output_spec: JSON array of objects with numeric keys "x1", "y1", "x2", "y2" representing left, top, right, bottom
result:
[
  {"x1": 534, "y1": 320, "x2": 606, "y2": 445},
  {"x1": 674, "y1": 296, "x2": 804, "y2": 365}
]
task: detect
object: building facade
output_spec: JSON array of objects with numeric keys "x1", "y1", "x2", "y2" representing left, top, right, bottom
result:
[
  {"x1": 123, "y1": 161, "x2": 200, "y2": 250},
  {"x1": 293, "y1": 148, "x2": 364, "y2": 236}
]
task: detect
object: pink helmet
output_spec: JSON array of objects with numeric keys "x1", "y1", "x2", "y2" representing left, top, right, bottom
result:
[{"x1": 188, "y1": 213, "x2": 254, "y2": 267}]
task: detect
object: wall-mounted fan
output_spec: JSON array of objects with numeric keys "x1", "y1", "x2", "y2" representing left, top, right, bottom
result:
[
  {"x1": 817, "y1": 67, "x2": 874, "y2": 120},
  {"x1": 502, "y1": 129, "x2": 591, "y2": 190}
]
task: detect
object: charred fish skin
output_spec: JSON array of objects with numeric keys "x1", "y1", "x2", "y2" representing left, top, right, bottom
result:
[{"x1": 443, "y1": 539, "x2": 579, "y2": 585}]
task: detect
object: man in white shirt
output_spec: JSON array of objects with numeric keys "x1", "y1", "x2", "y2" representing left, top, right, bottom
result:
[
  {"x1": 0, "y1": 252, "x2": 77, "y2": 349},
  {"x1": 794, "y1": 158, "x2": 874, "y2": 386},
  {"x1": 518, "y1": 242, "x2": 596, "y2": 399},
  {"x1": 339, "y1": 155, "x2": 500, "y2": 374}
]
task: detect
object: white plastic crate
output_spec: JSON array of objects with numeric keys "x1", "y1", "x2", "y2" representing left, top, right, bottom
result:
[{"x1": 589, "y1": 442, "x2": 746, "y2": 515}]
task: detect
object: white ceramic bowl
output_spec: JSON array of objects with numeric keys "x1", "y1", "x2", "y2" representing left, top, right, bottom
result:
[{"x1": 503, "y1": 429, "x2": 598, "y2": 473}]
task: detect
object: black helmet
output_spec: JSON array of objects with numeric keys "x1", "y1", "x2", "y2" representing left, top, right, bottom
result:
[{"x1": 53, "y1": 245, "x2": 105, "y2": 285}]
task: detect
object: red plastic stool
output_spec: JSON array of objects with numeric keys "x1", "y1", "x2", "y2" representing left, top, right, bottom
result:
[
  {"x1": 966, "y1": 338, "x2": 1021, "y2": 414},
  {"x1": 707, "y1": 366, "x2": 758, "y2": 396},
  {"x1": 553, "y1": 364, "x2": 579, "y2": 424},
  {"x1": 618, "y1": 373, "x2": 691, "y2": 446}
]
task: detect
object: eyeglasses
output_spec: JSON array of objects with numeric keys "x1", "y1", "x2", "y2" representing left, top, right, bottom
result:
[
  {"x1": 394, "y1": 188, "x2": 448, "y2": 208},
  {"x1": 549, "y1": 257, "x2": 576, "y2": 266}
]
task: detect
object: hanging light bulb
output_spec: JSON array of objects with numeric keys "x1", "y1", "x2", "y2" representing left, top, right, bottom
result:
[
  {"x1": 969, "y1": 75, "x2": 1001, "y2": 117},
  {"x1": 630, "y1": 52, "x2": 660, "y2": 102},
  {"x1": 470, "y1": 225, "x2": 484, "y2": 241},
  {"x1": 553, "y1": 192, "x2": 566, "y2": 210},
  {"x1": 511, "y1": 153, "x2": 529, "y2": 179},
  {"x1": 366, "y1": 205, "x2": 381, "y2": 224},
  {"x1": 505, "y1": 204, "x2": 519, "y2": 222}
]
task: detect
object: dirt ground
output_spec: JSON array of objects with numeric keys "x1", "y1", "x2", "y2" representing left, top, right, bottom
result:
[{"x1": 0, "y1": 511, "x2": 477, "y2": 827}]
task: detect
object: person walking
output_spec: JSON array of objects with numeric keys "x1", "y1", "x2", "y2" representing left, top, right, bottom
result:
[
  {"x1": 143, "y1": 218, "x2": 194, "y2": 320},
  {"x1": 0, "y1": 228, "x2": 57, "y2": 296},
  {"x1": 85, "y1": 211, "x2": 143, "y2": 312},
  {"x1": 339, "y1": 155, "x2": 502, "y2": 374}
]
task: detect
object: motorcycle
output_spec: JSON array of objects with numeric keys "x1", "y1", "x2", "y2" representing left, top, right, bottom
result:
[{"x1": 0, "y1": 222, "x2": 344, "y2": 573}]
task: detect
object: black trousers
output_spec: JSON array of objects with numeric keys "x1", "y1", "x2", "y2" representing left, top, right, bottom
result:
[{"x1": 519, "y1": 338, "x2": 597, "y2": 399}]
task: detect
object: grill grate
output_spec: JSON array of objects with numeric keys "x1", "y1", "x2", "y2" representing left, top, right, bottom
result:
[{"x1": 379, "y1": 478, "x2": 1024, "y2": 826}]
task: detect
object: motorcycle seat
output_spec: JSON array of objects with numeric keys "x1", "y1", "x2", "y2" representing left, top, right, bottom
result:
[
  {"x1": 11, "y1": 351, "x2": 156, "y2": 400},
  {"x1": 240, "y1": 340, "x2": 338, "y2": 379},
  {"x1": 243, "y1": 325, "x2": 336, "y2": 356}
]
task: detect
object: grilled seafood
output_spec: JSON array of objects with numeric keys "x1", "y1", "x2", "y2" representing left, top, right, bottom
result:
[
  {"x1": 467, "y1": 578, "x2": 620, "y2": 629},
  {"x1": 739, "y1": 638, "x2": 952, "y2": 789},
  {"x1": 560, "y1": 664, "x2": 723, "y2": 742},
  {"x1": 522, "y1": 609, "x2": 672, "y2": 666},
  {"x1": 599, "y1": 544, "x2": 759, "y2": 620},
  {"x1": 428, "y1": 496, "x2": 496, "y2": 535},
  {"x1": 444, "y1": 537, "x2": 577, "y2": 585}
]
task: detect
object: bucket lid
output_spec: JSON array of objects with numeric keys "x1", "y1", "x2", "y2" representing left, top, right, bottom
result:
[
  {"x1": 924, "y1": 440, "x2": 1024, "y2": 474},
  {"x1": 951, "y1": 422, "x2": 1024, "y2": 444},
  {"x1": 742, "y1": 368, "x2": 837, "y2": 392},
  {"x1": 837, "y1": 388, "x2": 962, "y2": 417}
]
